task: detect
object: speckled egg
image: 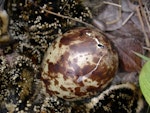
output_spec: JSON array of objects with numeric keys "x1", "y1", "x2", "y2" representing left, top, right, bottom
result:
[{"x1": 41, "y1": 27, "x2": 118, "y2": 101}]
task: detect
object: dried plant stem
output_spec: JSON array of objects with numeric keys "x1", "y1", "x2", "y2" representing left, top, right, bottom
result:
[
  {"x1": 39, "y1": 7, "x2": 95, "y2": 29},
  {"x1": 143, "y1": 46, "x2": 150, "y2": 51},
  {"x1": 103, "y1": 1, "x2": 121, "y2": 8},
  {"x1": 144, "y1": 6, "x2": 150, "y2": 31},
  {"x1": 139, "y1": 0, "x2": 150, "y2": 33},
  {"x1": 122, "y1": 12, "x2": 135, "y2": 26},
  {"x1": 136, "y1": 5, "x2": 150, "y2": 47}
]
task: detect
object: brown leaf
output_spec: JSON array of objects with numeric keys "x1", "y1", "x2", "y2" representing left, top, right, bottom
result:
[
  {"x1": 106, "y1": 21, "x2": 144, "y2": 72},
  {"x1": 116, "y1": 38, "x2": 143, "y2": 72}
]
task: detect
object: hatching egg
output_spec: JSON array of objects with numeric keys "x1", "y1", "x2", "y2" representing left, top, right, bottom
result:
[{"x1": 41, "y1": 27, "x2": 118, "y2": 101}]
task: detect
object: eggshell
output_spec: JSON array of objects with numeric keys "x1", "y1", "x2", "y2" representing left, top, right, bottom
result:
[{"x1": 41, "y1": 27, "x2": 118, "y2": 101}]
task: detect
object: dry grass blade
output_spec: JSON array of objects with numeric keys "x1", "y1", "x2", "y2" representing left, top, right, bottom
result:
[
  {"x1": 122, "y1": 12, "x2": 135, "y2": 26},
  {"x1": 143, "y1": 1, "x2": 150, "y2": 32},
  {"x1": 103, "y1": 1, "x2": 121, "y2": 8},
  {"x1": 143, "y1": 46, "x2": 150, "y2": 51},
  {"x1": 136, "y1": 0, "x2": 150, "y2": 47}
]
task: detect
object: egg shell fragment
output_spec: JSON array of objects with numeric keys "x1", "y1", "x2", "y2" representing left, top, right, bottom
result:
[{"x1": 41, "y1": 27, "x2": 118, "y2": 101}]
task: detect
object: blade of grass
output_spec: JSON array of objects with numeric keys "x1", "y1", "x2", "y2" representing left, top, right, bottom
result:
[{"x1": 132, "y1": 50, "x2": 150, "y2": 61}]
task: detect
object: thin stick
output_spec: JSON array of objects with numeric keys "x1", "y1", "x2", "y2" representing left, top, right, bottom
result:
[
  {"x1": 39, "y1": 7, "x2": 95, "y2": 29},
  {"x1": 142, "y1": 2, "x2": 150, "y2": 32},
  {"x1": 103, "y1": 1, "x2": 121, "y2": 8},
  {"x1": 139, "y1": 0, "x2": 150, "y2": 32},
  {"x1": 122, "y1": 12, "x2": 135, "y2": 26},
  {"x1": 143, "y1": 46, "x2": 150, "y2": 51},
  {"x1": 136, "y1": 6, "x2": 150, "y2": 47}
]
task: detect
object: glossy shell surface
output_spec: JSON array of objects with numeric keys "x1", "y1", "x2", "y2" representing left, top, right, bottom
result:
[{"x1": 41, "y1": 27, "x2": 118, "y2": 101}]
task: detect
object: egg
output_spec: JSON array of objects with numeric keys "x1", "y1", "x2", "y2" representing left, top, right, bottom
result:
[{"x1": 41, "y1": 27, "x2": 118, "y2": 101}]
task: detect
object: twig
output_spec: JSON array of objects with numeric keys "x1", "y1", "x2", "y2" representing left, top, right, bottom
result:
[
  {"x1": 143, "y1": 46, "x2": 150, "y2": 51},
  {"x1": 143, "y1": 2, "x2": 150, "y2": 32},
  {"x1": 122, "y1": 12, "x2": 135, "y2": 26},
  {"x1": 139, "y1": 0, "x2": 150, "y2": 32},
  {"x1": 103, "y1": 1, "x2": 121, "y2": 8},
  {"x1": 136, "y1": 5, "x2": 150, "y2": 47},
  {"x1": 39, "y1": 7, "x2": 95, "y2": 29}
]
